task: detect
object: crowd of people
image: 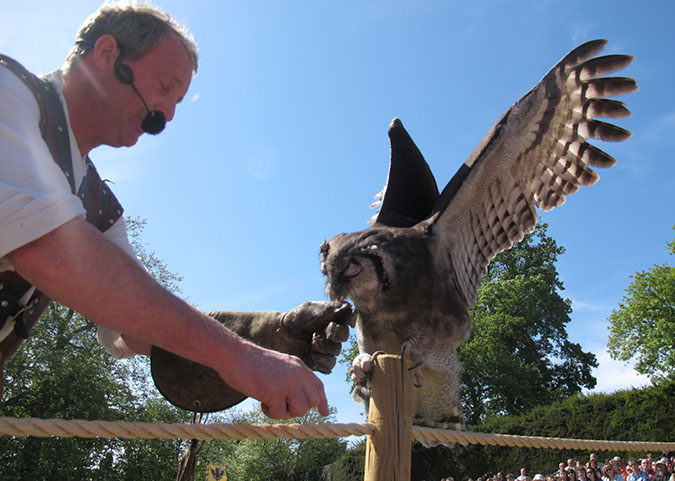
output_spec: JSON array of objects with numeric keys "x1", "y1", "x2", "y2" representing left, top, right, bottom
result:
[{"x1": 439, "y1": 452, "x2": 675, "y2": 481}]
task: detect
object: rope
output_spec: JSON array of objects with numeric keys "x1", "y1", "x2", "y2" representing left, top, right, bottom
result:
[
  {"x1": 411, "y1": 427, "x2": 675, "y2": 452},
  {"x1": 1, "y1": 417, "x2": 673, "y2": 452},
  {"x1": 0, "y1": 417, "x2": 374, "y2": 440}
]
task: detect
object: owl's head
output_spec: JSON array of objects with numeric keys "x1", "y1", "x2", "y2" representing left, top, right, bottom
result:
[{"x1": 320, "y1": 225, "x2": 433, "y2": 316}]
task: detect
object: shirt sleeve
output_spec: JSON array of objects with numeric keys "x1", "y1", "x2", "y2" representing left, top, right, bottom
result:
[{"x1": 0, "y1": 63, "x2": 85, "y2": 270}]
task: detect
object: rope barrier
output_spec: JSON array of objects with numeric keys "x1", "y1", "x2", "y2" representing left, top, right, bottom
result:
[
  {"x1": 0, "y1": 417, "x2": 374, "y2": 440},
  {"x1": 411, "y1": 426, "x2": 675, "y2": 452},
  {"x1": 2, "y1": 416, "x2": 673, "y2": 452}
]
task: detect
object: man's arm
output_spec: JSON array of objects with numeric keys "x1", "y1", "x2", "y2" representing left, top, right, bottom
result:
[{"x1": 7, "y1": 216, "x2": 328, "y2": 418}]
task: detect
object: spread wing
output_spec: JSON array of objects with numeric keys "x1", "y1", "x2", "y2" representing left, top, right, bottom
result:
[{"x1": 427, "y1": 39, "x2": 637, "y2": 308}]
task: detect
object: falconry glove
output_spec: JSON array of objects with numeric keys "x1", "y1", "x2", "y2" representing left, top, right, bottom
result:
[{"x1": 151, "y1": 301, "x2": 353, "y2": 412}]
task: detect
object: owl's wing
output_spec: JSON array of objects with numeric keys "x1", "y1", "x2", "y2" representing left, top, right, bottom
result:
[
  {"x1": 427, "y1": 39, "x2": 637, "y2": 309},
  {"x1": 369, "y1": 118, "x2": 440, "y2": 228}
]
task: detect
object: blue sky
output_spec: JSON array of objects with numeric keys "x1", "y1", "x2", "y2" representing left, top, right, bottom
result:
[{"x1": 2, "y1": 1, "x2": 673, "y2": 425}]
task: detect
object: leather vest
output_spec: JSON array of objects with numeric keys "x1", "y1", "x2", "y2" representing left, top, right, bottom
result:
[{"x1": 0, "y1": 54, "x2": 124, "y2": 364}]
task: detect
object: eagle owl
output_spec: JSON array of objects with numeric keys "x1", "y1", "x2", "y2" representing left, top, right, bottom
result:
[{"x1": 319, "y1": 40, "x2": 636, "y2": 441}]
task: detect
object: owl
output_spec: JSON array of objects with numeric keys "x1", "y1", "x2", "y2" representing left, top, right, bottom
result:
[{"x1": 319, "y1": 40, "x2": 636, "y2": 442}]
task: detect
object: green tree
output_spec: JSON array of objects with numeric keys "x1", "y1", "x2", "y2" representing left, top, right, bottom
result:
[
  {"x1": 0, "y1": 218, "x2": 191, "y2": 481},
  {"x1": 460, "y1": 223, "x2": 597, "y2": 424},
  {"x1": 607, "y1": 226, "x2": 675, "y2": 383},
  {"x1": 191, "y1": 407, "x2": 348, "y2": 481}
]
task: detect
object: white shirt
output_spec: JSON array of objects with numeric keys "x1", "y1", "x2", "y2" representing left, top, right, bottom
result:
[{"x1": 0, "y1": 62, "x2": 136, "y2": 358}]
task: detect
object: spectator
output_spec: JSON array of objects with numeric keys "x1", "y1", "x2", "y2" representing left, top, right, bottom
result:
[
  {"x1": 534, "y1": 475, "x2": 546, "y2": 481},
  {"x1": 507, "y1": 474, "x2": 516, "y2": 481},
  {"x1": 643, "y1": 458, "x2": 656, "y2": 479},
  {"x1": 579, "y1": 466, "x2": 588, "y2": 481},
  {"x1": 559, "y1": 469, "x2": 570, "y2": 481},
  {"x1": 518, "y1": 469, "x2": 528, "y2": 481},
  {"x1": 587, "y1": 466, "x2": 601, "y2": 481},
  {"x1": 627, "y1": 458, "x2": 650, "y2": 481},
  {"x1": 496, "y1": 473, "x2": 504, "y2": 481},
  {"x1": 603, "y1": 462, "x2": 626, "y2": 481},
  {"x1": 653, "y1": 460, "x2": 670, "y2": 481},
  {"x1": 614, "y1": 457, "x2": 628, "y2": 479},
  {"x1": 568, "y1": 468, "x2": 578, "y2": 481}
]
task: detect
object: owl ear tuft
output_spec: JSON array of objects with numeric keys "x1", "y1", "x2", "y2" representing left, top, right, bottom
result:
[{"x1": 372, "y1": 118, "x2": 440, "y2": 227}]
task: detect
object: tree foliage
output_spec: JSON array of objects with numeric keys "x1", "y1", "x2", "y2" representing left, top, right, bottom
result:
[
  {"x1": 459, "y1": 223, "x2": 597, "y2": 424},
  {"x1": 187, "y1": 408, "x2": 348, "y2": 481},
  {"x1": 607, "y1": 226, "x2": 675, "y2": 382}
]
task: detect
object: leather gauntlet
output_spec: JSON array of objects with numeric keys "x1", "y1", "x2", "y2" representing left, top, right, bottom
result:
[{"x1": 151, "y1": 301, "x2": 352, "y2": 412}]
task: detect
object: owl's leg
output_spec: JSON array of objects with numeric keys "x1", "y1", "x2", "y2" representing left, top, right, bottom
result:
[
  {"x1": 401, "y1": 341, "x2": 425, "y2": 388},
  {"x1": 349, "y1": 353, "x2": 373, "y2": 405}
]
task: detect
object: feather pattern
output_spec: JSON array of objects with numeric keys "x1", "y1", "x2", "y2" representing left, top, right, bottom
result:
[{"x1": 430, "y1": 39, "x2": 636, "y2": 308}]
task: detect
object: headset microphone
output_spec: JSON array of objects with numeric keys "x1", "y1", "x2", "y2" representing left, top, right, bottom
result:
[{"x1": 114, "y1": 55, "x2": 166, "y2": 135}]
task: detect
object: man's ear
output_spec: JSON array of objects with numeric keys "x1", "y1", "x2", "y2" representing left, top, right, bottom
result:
[{"x1": 91, "y1": 34, "x2": 120, "y2": 73}]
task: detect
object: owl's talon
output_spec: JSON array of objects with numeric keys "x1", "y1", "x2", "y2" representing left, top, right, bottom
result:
[{"x1": 350, "y1": 353, "x2": 374, "y2": 405}]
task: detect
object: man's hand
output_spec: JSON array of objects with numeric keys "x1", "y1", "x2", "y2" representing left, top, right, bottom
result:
[
  {"x1": 280, "y1": 301, "x2": 352, "y2": 374},
  {"x1": 215, "y1": 342, "x2": 330, "y2": 419}
]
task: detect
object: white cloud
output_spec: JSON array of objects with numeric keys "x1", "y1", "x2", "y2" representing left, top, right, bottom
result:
[{"x1": 586, "y1": 349, "x2": 650, "y2": 394}]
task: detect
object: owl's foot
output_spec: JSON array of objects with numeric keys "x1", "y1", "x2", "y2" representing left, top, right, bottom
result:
[
  {"x1": 350, "y1": 353, "x2": 373, "y2": 405},
  {"x1": 401, "y1": 341, "x2": 424, "y2": 388}
]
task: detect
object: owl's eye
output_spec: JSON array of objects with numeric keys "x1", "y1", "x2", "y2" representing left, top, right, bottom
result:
[{"x1": 343, "y1": 260, "x2": 362, "y2": 278}]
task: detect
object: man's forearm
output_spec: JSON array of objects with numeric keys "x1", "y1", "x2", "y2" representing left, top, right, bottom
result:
[
  {"x1": 8, "y1": 217, "x2": 331, "y2": 419},
  {"x1": 8, "y1": 217, "x2": 246, "y2": 370}
]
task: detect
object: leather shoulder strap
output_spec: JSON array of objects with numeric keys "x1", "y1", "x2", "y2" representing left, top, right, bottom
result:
[{"x1": 0, "y1": 55, "x2": 76, "y2": 192}]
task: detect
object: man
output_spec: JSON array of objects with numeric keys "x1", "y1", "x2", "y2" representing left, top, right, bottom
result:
[
  {"x1": 642, "y1": 459, "x2": 656, "y2": 479},
  {"x1": 517, "y1": 468, "x2": 528, "y2": 481},
  {"x1": 0, "y1": 2, "x2": 351, "y2": 418},
  {"x1": 652, "y1": 461, "x2": 669, "y2": 481},
  {"x1": 627, "y1": 459, "x2": 650, "y2": 481}
]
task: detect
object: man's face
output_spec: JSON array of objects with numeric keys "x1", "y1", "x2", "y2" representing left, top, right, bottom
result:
[
  {"x1": 112, "y1": 33, "x2": 192, "y2": 147},
  {"x1": 642, "y1": 459, "x2": 649, "y2": 471}
]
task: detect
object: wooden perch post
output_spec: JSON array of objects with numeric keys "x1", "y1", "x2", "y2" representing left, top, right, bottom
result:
[{"x1": 364, "y1": 354, "x2": 414, "y2": 481}]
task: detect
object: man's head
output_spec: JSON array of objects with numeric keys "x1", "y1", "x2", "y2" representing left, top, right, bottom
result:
[
  {"x1": 67, "y1": 1, "x2": 198, "y2": 74},
  {"x1": 62, "y1": 1, "x2": 198, "y2": 152},
  {"x1": 655, "y1": 460, "x2": 667, "y2": 473}
]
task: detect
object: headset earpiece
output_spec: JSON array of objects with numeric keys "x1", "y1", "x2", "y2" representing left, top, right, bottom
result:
[{"x1": 114, "y1": 57, "x2": 134, "y2": 85}]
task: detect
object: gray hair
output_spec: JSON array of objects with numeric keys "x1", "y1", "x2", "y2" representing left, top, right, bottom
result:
[{"x1": 66, "y1": 1, "x2": 198, "y2": 74}]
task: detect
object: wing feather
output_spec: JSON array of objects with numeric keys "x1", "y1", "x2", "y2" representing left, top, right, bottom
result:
[{"x1": 428, "y1": 39, "x2": 637, "y2": 308}]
